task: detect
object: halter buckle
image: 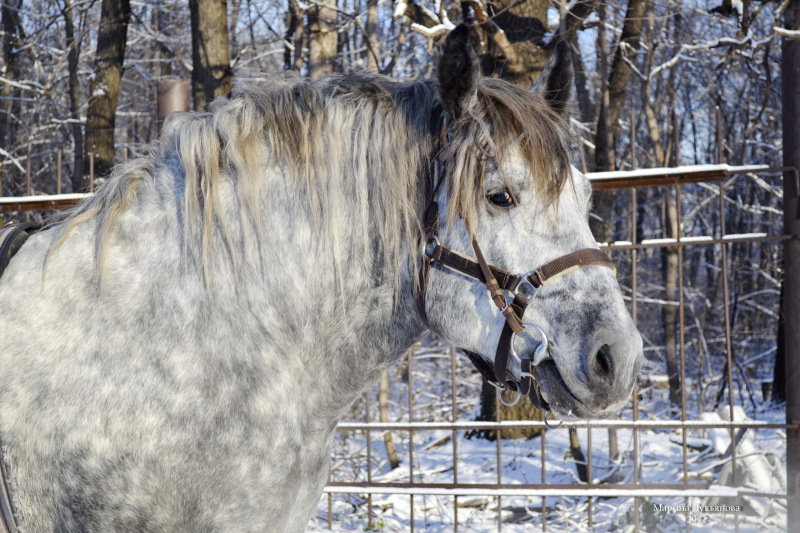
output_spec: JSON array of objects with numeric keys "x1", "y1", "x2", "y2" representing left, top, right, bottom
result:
[{"x1": 512, "y1": 276, "x2": 538, "y2": 304}]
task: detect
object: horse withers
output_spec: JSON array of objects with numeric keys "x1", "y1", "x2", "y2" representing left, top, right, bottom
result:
[{"x1": 0, "y1": 25, "x2": 641, "y2": 532}]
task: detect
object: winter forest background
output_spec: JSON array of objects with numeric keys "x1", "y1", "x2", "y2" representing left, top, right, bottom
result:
[{"x1": 0, "y1": 0, "x2": 797, "y2": 530}]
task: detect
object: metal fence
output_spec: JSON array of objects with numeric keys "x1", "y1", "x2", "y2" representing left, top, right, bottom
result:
[{"x1": 1, "y1": 164, "x2": 796, "y2": 532}]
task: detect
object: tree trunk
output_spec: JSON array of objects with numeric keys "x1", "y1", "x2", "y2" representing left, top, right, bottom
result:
[
  {"x1": 0, "y1": 0, "x2": 24, "y2": 196},
  {"x1": 662, "y1": 192, "x2": 682, "y2": 407},
  {"x1": 477, "y1": 0, "x2": 549, "y2": 87},
  {"x1": 569, "y1": 428, "x2": 589, "y2": 482},
  {"x1": 378, "y1": 369, "x2": 400, "y2": 469},
  {"x1": 84, "y1": 0, "x2": 131, "y2": 185},
  {"x1": 307, "y1": 0, "x2": 337, "y2": 79},
  {"x1": 284, "y1": 0, "x2": 305, "y2": 72},
  {"x1": 589, "y1": 0, "x2": 647, "y2": 242},
  {"x1": 189, "y1": 0, "x2": 232, "y2": 111},
  {"x1": 62, "y1": 0, "x2": 84, "y2": 193},
  {"x1": 643, "y1": 77, "x2": 682, "y2": 408},
  {"x1": 364, "y1": 0, "x2": 379, "y2": 71}
]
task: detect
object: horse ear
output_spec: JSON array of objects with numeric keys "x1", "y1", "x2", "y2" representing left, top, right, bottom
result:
[
  {"x1": 437, "y1": 24, "x2": 479, "y2": 118},
  {"x1": 541, "y1": 39, "x2": 572, "y2": 115}
]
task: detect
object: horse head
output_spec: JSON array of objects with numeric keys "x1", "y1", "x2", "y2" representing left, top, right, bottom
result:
[{"x1": 420, "y1": 25, "x2": 643, "y2": 419}]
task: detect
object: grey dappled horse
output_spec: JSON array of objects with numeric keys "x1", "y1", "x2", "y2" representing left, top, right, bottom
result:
[{"x1": 0, "y1": 26, "x2": 642, "y2": 532}]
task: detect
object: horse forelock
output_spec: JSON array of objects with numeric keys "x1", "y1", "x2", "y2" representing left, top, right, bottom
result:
[
  {"x1": 50, "y1": 72, "x2": 570, "y2": 296},
  {"x1": 443, "y1": 78, "x2": 572, "y2": 234}
]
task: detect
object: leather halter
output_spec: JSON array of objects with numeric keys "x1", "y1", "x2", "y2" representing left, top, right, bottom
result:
[{"x1": 416, "y1": 121, "x2": 615, "y2": 405}]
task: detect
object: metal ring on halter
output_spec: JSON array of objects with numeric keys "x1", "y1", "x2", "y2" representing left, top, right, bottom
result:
[
  {"x1": 422, "y1": 235, "x2": 441, "y2": 260},
  {"x1": 543, "y1": 412, "x2": 564, "y2": 428},
  {"x1": 510, "y1": 323, "x2": 549, "y2": 375},
  {"x1": 488, "y1": 378, "x2": 521, "y2": 406},
  {"x1": 499, "y1": 382, "x2": 522, "y2": 407}
]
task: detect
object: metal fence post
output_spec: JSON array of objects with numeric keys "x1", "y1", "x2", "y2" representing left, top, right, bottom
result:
[
  {"x1": 782, "y1": 0, "x2": 800, "y2": 521},
  {"x1": 783, "y1": 166, "x2": 800, "y2": 528}
]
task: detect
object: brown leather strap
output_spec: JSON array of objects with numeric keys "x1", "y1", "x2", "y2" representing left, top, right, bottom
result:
[
  {"x1": 493, "y1": 294, "x2": 528, "y2": 385},
  {"x1": 470, "y1": 238, "x2": 511, "y2": 313},
  {"x1": 424, "y1": 241, "x2": 614, "y2": 297},
  {"x1": 425, "y1": 245, "x2": 520, "y2": 290},
  {"x1": 529, "y1": 248, "x2": 615, "y2": 287},
  {"x1": 464, "y1": 350, "x2": 501, "y2": 384}
]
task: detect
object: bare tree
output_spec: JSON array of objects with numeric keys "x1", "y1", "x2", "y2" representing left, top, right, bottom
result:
[
  {"x1": 0, "y1": 0, "x2": 24, "y2": 195},
  {"x1": 307, "y1": 0, "x2": 338, "y2": 78},
  {"x1": 84, "y1": 0, "x2": 131, "y2": 185},
  {"x1": 589, "y1": 0, "x2": 646, "y2": 243},
  {"x1": 189, "y1": 0, "x2": 233, "y2": 110},
  {"x1": 62, "y1": 0, "x2": 84, "y2": 193},
  {"x1": 284, "y1": 0, "x2": 305, "y2": 72},
  {"x1": 364, "y1": 0, "x2": 379, "y2": 71}
]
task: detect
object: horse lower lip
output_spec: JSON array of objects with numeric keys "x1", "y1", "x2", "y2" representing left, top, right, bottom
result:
[
  {"x1": 527, "y1": 378, "x2": 550, "y2": 411},
  {"x1": 533, "y1": 359, "x2": 599, "y2": 419}
]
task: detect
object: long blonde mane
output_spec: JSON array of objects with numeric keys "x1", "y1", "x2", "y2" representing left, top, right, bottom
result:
[{"x1": 52, "y1": 72, "x2": 571, "y2": 290}]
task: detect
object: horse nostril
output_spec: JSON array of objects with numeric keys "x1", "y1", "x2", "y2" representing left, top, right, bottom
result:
[{"x1": 593, "y1": 344, "x2": 613, "y2": 377}]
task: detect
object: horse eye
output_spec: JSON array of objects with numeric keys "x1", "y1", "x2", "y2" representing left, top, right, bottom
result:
[{"x1": 487, "y1": 189, "x2": 516, "y2": 208}]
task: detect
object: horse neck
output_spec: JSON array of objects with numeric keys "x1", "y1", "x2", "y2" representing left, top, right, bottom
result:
[{"x1": 228, "y1": 170, "x2": 432, "y2": 417}]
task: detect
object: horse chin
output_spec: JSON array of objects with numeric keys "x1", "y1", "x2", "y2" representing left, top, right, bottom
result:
[{"x1": 529, "y1": 359, "x2": 614, "y2": 420}]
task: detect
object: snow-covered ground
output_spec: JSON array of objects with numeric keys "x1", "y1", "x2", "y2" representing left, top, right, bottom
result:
[{"x1": 307, "y1": 339, "x2": 787, "y2": 532}]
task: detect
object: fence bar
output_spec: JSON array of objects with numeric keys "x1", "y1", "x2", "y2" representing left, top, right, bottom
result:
[
  {"x1": 407, "y1": 348, "x2": 415, "y2": 533},
  {"x1": 494, "y1": 387, "x2": 502, "y2": 532},
  {"x1": 540, "y1": 419, "x2": 546, "y2": 532},
  {"x1": 586, "y1": 428, "x2": 592, "y2": 528},
  {"x1": 364, "y1": 393, "x2": 372, "y2": 530},
  {"x1": 89, "y1": 152, "x2": 94, "y2": 191},
  {"x1": 335, "y1": 420, "x2": 795, "y2": 431},
  {"x1": 323, "y1": 484, "x2": 743, "y2": 498},
  {"x1": 56, "y1": 151, "x2": 62, "y2": 195},
  {"x1": 450, "y1": 346, "x2": 458, "y2": 532}
]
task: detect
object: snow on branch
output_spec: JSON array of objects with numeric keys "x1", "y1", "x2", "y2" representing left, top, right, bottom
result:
[
  {"x1": 410, "y1": 23, "x2": 452, "y2": 41},
  {"x1": 0, "y1": 76, "x2": 43, "y2": 92},
  {"x1": 645, "y1": 31, "x2": 756, "y2": 80},
  {"x1": 0, "y1": 147, "x2": 26, "y2": 173},
  {"x1": 774, "y1": 26, "x2": 800, "y2": 39}
]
